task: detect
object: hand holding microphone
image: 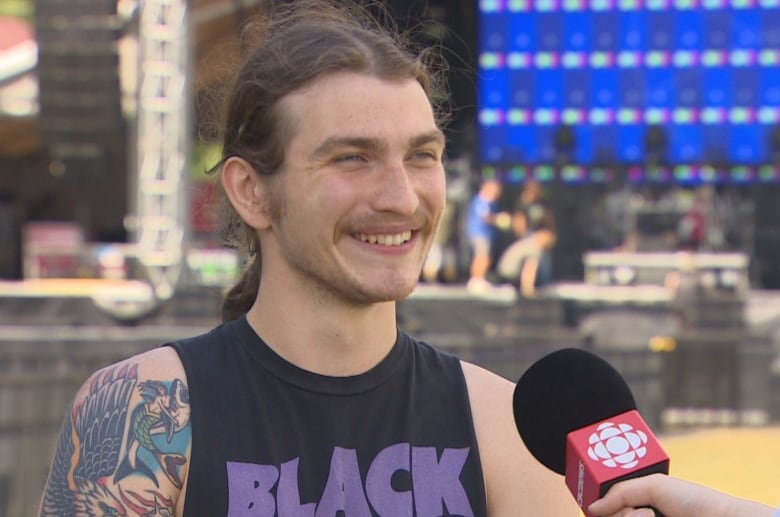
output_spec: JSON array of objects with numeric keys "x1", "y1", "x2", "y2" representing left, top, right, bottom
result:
[
  {"x1": 512, "y1": 348, "x2": 778, "y2": 517},
  {"x1": 512, "y1": 348, "x2": 669, "y2": 517},
  {"x1": 589, "y1": 473, "x2": 777, "y2": 517}
]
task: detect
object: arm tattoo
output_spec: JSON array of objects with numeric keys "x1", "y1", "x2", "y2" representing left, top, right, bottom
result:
[{"x1": 40, "y1": 363, "x2": 190, "y2": 516}]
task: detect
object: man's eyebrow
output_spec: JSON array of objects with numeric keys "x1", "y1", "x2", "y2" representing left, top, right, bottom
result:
[
  {"x1": 409, "y1": 129, "x2": 446, "y2": 148},
  {"x1": 310, "y1": 130, "x2": 446, "y2": 160},
  {"x1": 309, "y1": 136, "x2": 385, "y2": 160}
]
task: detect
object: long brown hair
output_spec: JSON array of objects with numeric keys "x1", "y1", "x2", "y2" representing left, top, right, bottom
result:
[{"x1": 216, "y1": 0, "x2": 449, "y2": 321}]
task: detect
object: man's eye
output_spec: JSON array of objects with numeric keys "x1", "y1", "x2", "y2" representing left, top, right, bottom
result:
[
  {"x1": 334, "y1": 154, "x2": 366, "y2": 163},
  {"x1": 411, "y1": 150, "x2": 440, "y2": 162}
]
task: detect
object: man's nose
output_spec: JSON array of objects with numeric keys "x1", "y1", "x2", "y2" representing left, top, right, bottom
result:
[{"x1": 371, "y1": 161, "x2": 420, "y2": 215}]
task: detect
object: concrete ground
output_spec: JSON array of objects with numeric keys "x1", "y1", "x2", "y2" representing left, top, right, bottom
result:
[{"x1": 660, "y1": 425, "x2": 780, "y2": 508}]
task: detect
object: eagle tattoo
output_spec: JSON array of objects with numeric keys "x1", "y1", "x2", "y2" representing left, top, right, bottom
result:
[{"x1": 40, "y1": 363, "x2": 189, "y2": 516}]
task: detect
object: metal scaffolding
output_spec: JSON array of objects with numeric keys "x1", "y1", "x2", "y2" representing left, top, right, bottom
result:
[{"x1": 133, "y1": 0, "x2": 190, "y2": 302}]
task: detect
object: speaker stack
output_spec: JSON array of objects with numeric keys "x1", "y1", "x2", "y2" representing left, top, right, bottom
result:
[{"x1": 34, "y1": 0, "x2": 123, "y2": 180}]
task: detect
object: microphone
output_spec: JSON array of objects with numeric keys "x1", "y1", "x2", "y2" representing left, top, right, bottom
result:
[{"x1": 513, "y1": 348, "x2": 670, "y2": 517}]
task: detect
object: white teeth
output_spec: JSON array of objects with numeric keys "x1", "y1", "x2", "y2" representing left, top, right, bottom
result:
[{"x1": 357, "y1": 230, "x2": 412, "y2": 246}]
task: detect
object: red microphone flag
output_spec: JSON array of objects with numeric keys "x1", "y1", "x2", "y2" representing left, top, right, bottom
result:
[{"x1": 565, "y1": 409, "x2": 670, "y2": 517}]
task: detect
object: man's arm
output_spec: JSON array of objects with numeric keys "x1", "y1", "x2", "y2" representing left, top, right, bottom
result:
[
  {"x1": 39, "y1": 346, "x2": 191, "y2": 517},
  {"x1": 462, "y1": 361, "x2": 580, "y2": 516}
]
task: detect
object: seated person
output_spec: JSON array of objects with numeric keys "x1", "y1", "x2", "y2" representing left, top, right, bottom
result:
[{"x1": 496, "y1": 224, "x2": 556, "y2": 297}]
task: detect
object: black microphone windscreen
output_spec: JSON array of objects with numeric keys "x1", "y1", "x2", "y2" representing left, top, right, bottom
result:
[{"x1": 513, "y1": 348, "x2": 637, "y2": 474}]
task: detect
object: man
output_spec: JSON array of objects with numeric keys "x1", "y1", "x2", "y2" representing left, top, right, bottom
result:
[
  {"x1": 496, "y1": 223, "x2": 556, "y2": 298},
  {"x1": 510, "y1": 179, "x2": 553, "y2": 242},
  {"x1": 510, "y1": 179, "x2": 557, "y2": 288},
  {"x1": 39, "y1": 1, "x2": 578, "y2": 515}
]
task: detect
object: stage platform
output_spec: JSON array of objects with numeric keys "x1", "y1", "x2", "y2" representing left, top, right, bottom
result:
[
  {"x1": 0, "y1": 278, "x2": 223, "y2": 326},
  {"x1": 404, "y1": 282, "x2": 780, "y2": 333},
  {"x1": 0, "y1": 277, "x2": 778, "y2": 334}
]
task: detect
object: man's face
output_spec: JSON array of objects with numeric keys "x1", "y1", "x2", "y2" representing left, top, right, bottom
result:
[{"x1": 260, "y1": 72, "x2": 446, "y2": 306}]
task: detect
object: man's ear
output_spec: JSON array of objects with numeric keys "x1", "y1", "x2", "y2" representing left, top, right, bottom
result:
[{"x1": 221, "y1": 156, "x2": 272, "y2": 230}]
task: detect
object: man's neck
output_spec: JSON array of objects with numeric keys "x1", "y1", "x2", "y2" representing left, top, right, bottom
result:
[{"x1": 244, "y1": 287, "x2": 399, "y2": 377}]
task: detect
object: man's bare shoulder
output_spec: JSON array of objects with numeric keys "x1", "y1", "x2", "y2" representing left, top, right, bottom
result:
[
  {"x1": 72, "y1": 346, "x2": 185, "y2": 400},
  {"x1": 39, "y1": 346, "x2": 191, "y2": 516},
  {"x1": 459, "y1": 361, "x2": 515, "y2": 440},
  {"x1": 461, "y1": 360, "x2": 579, "y2": 516}
]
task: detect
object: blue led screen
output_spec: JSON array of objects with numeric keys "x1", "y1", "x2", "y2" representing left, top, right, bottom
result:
[{"x1": 478, "y1": 0, "x2": 780, "y2": 172}]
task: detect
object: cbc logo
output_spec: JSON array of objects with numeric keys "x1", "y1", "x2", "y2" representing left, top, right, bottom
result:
[{"x1": 587, "y1": 422, "x2": 648, "y2": 469}]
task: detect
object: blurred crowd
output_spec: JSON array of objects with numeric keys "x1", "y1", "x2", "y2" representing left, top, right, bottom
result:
[{"x1": 421, "y1": 161, "x2": 754, "y2": 298}]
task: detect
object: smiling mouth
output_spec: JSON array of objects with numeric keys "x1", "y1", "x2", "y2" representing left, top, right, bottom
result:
[{"x1": 356, "y1": 230, "x2": 413, "y2": 247}]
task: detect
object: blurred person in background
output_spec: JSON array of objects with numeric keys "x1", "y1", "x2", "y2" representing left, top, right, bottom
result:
[
  {"x1": 38, "y1": 1, "x2": 577, "y2": 516},
  {"x1": 421, "y1": 200, "x2": 458, "y2": 283},
  {"x1": 465, "y1": 178, "x2": 507, "y2": 292},
  {"x1": 496, "y1": 220, "x2": 556, "y2": 298},
  {"x1": 421, "y1": 159, "x2": 468, "y2": 284},
  {"x1": 495, "y1": 179, "x2": 556, "y2": 296},
  {"x1": 677, "y1": 185, "x2": 725, "y2": 252}
]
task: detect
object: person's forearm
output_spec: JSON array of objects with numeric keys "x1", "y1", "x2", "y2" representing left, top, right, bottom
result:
[
  {"x1": 589, "y1": 474, "x2": 776, "y2": 517},
  {"x1": 721, "y1": 497, "x2": 776, "y2": 517}
]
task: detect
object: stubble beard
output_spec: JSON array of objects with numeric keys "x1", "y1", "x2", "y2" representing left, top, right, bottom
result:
[{"x1": 286, "y1": 244, "x2": 421, "y2": 309}]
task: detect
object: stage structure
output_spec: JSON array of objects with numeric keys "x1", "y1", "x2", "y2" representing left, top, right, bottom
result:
[
  {"x1": 34, "y1": 0, "x2": 123, "y2": 180},
  {"x1": 46, "y1": 0, "x2": 194, "y2": 320},
  {"x1": 1, "y1": 0, "x2": 270, "y2": 323},
  {"x1": 124, "y1": 0, "x2": 191, "y2": 315}
]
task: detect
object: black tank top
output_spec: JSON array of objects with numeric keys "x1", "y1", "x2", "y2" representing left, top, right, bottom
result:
[{"x1": 170, "y1": 315, "x2": 487, "y2": 517}]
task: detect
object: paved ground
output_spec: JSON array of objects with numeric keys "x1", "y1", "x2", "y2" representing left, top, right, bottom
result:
[{"x1": 660, "y1": 425, "x2": 780, "y2": 508}]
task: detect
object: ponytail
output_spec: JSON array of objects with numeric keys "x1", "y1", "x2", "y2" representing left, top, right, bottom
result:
[{"x1": 221, "y1": 254, "x2": 261, "y2": 322}]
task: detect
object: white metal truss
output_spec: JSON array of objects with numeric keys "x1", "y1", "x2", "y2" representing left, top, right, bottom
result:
[{"x1": 134, "y1": 0, "x2": 190, "y2": 301}]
